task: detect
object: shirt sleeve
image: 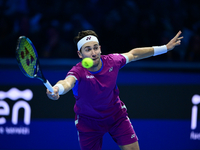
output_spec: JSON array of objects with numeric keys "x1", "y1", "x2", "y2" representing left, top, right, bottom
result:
[
  {"x1": 109, "y1": 53, "x2": 127, "y2": 69},
  {"x1": 65, "y1": 65, "x2": 81, "y2": 81},
  {"x1": 121, "y1": 54, "x2": 129, "y2": 64}
]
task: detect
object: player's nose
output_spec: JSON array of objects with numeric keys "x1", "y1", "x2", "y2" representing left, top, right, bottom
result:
[{"x1": 91, "y1": 49, "x2": 96, "y2": 56}]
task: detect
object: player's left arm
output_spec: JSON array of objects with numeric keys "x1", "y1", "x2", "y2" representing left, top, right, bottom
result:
[{"x1": 122, "y1": 31, "x2": 183, "y2": 63}]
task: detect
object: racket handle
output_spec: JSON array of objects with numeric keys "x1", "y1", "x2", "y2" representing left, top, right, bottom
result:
[{"x1": 44, "y1": 80, "x2": 54, "y2": 93}]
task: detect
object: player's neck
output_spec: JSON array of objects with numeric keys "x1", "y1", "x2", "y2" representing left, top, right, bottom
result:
[{"x1": 88, "y1": 59, "x2": 102, "y2": 72}]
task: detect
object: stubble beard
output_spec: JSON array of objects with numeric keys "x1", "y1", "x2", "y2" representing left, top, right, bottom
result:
[{"x1": 93, "y1": 58, "x2": 100, "y2": 68}]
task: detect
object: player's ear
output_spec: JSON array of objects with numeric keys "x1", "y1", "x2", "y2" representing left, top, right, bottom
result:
[
  {"x1": 77, "y1": 50, "x2": 82, "y2": 58},
  {"x1": 99, "y1": 45, "x2": 102, "y2": 54}
]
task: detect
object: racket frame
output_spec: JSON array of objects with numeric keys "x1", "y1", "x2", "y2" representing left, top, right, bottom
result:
[{"x1": 16, "y1": 36, "x2": 54, "y2": 93}]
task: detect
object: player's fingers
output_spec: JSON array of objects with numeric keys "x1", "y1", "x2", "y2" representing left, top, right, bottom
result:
[
  {"x1": 176, "y1": 40, "x2": 181, "y2": 44},
  {"x1": 175, "y1": 31, "x2": 182, "y2": 38},
  {"x1": 46, "y1": 89, "x2": 51, "y2": 95},
  {"x1": 47, "y1": 89, "x2": 55, "y2": 97},
  {"x1": 174, "y1": 37, "x2": 183, "y2": 45},
  {"x1": 51, "y1": 94, "x2": 59, "y2": 100},
  {"x1": 47, "y1": 92, "x2": 59, "y2": 100},
  {"x1": 52, "y1": 86, "x2": 59, "y2": 93},
  {"x1": 53, "y1": 94, "x2": 59, "y2": 100},
  {"x1": 172, "y1": 31, "x2": 182, "y2": 41},
  {"x1": 173, "y1": 40, "x2": 181, "y2": 47},
  {"x1": 177, "y1": 36, "x2": 184, "y2": 40},
  {"x1": 171, "y1": 36, "x2": 183, "y2": 45}
]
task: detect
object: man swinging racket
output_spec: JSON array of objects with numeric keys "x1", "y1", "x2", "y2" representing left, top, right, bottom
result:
[{"x1": 47, "y1": 30, "x2": 183, "y2": 150}]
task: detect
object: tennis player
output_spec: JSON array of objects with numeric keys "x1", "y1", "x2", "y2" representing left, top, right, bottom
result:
[{"x1": 47, "y1": 30, "x2": 183, "y2": 150}]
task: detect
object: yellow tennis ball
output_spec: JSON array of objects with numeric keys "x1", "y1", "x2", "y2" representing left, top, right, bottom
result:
[{"x1": 82, "y1": 58, "x2": 93, "y2": 68}]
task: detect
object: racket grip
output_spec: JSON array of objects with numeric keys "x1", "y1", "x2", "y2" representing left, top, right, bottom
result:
[{"x1": 44, "y1": 80, "x2": 54, "y2": 93}]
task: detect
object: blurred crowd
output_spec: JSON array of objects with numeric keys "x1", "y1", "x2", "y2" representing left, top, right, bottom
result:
[{"x1": 0, "y1": 0, "x2": 200, "y2": 62}]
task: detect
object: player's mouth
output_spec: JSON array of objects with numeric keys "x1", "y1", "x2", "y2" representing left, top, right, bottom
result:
[{"x1": 92, "y1": 57, "x2": 99, "y2": 61}]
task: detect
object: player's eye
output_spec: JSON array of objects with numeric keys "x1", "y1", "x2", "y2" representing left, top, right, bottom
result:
[
  {"x1": 93, "y1": 46, "x2": 99, "y2": 50},
  {"x1": 85, "y1": 48, "x2": 91, "y2": 52}
]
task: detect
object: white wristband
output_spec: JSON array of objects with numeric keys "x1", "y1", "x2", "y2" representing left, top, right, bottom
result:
[
  {"x1": 54, "y1": 84, "x2": 64, "y2": 95},
  {"x1": 153, "y1": 45, "x2": 167, "y2": 56}
]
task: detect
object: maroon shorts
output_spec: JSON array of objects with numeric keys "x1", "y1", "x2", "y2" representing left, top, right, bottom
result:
[{"x1": 75, "y1": 111, "x2": 138, "y2": 150}]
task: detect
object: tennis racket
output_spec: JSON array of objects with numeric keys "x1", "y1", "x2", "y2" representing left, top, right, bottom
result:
[{"x1": 16, "y1": 36, "x2": 54, "y2": 93}]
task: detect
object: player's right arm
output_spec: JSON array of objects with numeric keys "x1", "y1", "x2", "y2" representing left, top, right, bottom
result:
[{"x1": 46, "y1": 76, "x2": 76, "y2": 100}]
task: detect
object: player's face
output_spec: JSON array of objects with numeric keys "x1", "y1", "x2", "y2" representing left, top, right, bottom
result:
[{"x1": 78, "y1": 41, "x2": 101, "y2": 68}]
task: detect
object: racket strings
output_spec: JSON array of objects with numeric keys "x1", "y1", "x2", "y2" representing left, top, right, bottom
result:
[{"x1": 17, "y1": 38, "x2": 37, "y2": 77}]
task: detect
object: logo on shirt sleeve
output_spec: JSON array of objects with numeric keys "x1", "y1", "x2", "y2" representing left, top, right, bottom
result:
[
  {"x1": 86, "y1": 75, "x2": 94, "y2": 79},
  {"x1": 68, "y1": 72, "x2": 74, "y2": 74}
]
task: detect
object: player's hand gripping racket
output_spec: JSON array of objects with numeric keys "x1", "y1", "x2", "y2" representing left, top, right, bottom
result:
[{"x1": 16, "y1": 36, "x2": 54, "y2": 94}]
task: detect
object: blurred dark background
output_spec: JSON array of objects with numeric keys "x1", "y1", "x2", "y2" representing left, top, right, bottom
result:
[{"x1": 1, "y1": 0, "x2": 200, "y2": 62}]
